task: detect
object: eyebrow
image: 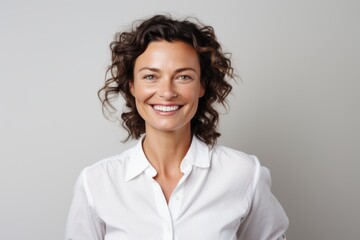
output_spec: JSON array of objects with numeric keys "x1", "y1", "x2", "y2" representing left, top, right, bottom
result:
[{"x1": 138, "y1": 67, "x2": 197, "y2": 73}]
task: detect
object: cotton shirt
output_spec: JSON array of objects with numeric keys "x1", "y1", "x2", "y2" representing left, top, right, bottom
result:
[{"x1": 65, "y1": 137, "x2": 289, "y2": 240}]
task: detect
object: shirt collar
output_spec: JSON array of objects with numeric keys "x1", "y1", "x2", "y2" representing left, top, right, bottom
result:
[
  {"x1": 125, "y1": 136, "x2": 151, "y2": 182},
  {"x1": 181, "y1": 136, "x2": 211, "y2": 169},
  {"x1": 125, "y1": 136, "x2": 211, "y2": 182}
]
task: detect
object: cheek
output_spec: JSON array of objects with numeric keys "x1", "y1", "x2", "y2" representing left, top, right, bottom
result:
[
  {"x1": 132, "y1": 84, "x2": 154, "y2": 101},
  {"x1": 184, "y1": 92, "x2": 201, "y2": 108},
  {"x1": 185, "y1": 85, "x2": 203, "y2": 102}
]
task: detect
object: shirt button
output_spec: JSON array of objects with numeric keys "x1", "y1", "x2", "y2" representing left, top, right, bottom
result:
[{"x1": 175, "y1": 195, "x2": 180, "y2": 200}]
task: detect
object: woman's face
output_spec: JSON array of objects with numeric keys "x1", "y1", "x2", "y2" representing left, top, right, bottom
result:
[{"x1": 131, "y1": 40, "x2": 204, "y2": 135}]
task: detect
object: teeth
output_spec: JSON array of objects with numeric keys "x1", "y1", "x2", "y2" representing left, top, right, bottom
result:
[{"x1": 153, "y1": 105, "x2": 179, "y2": 112}]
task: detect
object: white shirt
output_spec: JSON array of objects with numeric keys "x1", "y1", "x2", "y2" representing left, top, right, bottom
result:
[{"x1": 65, "y1": 137, "x2": 288, "y2": 240}]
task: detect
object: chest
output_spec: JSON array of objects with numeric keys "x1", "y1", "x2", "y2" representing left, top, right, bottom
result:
[
  {"x1": 153, "y1": 172, "x2": 183, "y2": 203},
  {"x1": 93, "y1": 168, "x2": 251, "y2": 240}
]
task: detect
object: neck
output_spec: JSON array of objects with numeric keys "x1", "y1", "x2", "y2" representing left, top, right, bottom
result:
[{"x1": 142, "y1": 127, "x2": 192, "y2": 176}]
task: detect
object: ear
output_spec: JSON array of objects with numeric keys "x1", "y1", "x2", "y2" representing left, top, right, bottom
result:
[
  {"x1": 199, "y1": 85, "x2": 205, "y2": 97},
  {"x1": 130, "y1": 82, "x2": 135, "y2": 96}
]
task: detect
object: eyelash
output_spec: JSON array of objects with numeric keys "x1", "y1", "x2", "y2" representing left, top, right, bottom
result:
[
  {"x1": 177, "y1": 75, "x2": 192, "y2": 80},
  {"x1": 142, "y1": 74, "x2": 192, "y2": 80},
  {"x1": 144, "y1": 75, "x2": 156, "y2": 80}
]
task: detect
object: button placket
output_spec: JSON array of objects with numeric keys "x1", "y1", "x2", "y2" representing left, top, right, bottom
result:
[
  {"x1": 145, "y1": 167, "x2": 174, "y2": 240},
  {"x1": 168, "y1": 169, "x2": 188, "y2": 223},
  {"x1": 146, "y1": 161, "x2": 193, "y2": 240},
  {"x1": 163, "y1": 222, "x2": 173, "y2": 240},
  {"x1": 151, "y1": 180, "x2": 174, "y2": 240},
  {"x1": 169, "y1": 186, "x2": 184, "y2": 210}
]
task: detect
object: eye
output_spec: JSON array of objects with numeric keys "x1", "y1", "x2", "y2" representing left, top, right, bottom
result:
[
  {"x1": 177, "y1": 75, "x2": 192, "y2": 80},
  {"x1": 144, "y1": 74, "x2": 156, "y2": 80}
]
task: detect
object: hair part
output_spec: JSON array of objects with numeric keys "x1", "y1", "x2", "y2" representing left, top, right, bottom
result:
[{"x1": 98, "y1": 14, "x2": 235, "y2": 146}]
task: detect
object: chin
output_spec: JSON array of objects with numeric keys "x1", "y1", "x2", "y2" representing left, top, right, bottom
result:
[
  {"x1": 154, "y1": 126, "x2": 181, "y2": 132},
  {"x1": 150, "y1": 122, "x2": 190, "y2": 133}
]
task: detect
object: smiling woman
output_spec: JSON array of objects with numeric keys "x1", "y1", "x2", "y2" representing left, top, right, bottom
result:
[
  {"x1": 131, "y1": 41, "x2": 204, "y2": 135},
  {"x1": 65, "y1": 15, "x2": 288, "y2": 240},
  {"x1": 98, "y1": 15, "x2": 233, "y2": 146}
]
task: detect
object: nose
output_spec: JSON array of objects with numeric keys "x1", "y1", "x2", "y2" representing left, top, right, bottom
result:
[{"x1": 157, "y1": 79, "x2": 177, "y2": 99}]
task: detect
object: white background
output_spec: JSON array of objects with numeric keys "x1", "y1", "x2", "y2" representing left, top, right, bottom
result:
[{"x1": 1, "y1": 0, "x2": 359, "y2": 239}]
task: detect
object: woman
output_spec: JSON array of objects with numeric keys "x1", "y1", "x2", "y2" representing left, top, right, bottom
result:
[{"x1": 65, "y1": 15, "x2": 288, "y2": 240}]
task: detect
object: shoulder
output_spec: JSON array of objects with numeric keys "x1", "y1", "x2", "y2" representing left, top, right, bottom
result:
[
  {"x1": 81, "y1": 145, "x2": 136, "y2": 182},
  {"x1": 208, "y1": 144, "x2": 262, "y2": 189},
  {"x1": 210, "y1": 144, "x2": 260, "y2": 172}
]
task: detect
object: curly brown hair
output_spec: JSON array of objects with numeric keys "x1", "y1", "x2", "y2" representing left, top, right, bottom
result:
[{"x1": 98, "y1": 14, "x2": 234, "y2": 146}]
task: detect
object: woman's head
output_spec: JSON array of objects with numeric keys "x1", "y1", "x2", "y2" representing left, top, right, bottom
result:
[{"x1": 99, "y1": 14, "x2": 234, "y2": 146}]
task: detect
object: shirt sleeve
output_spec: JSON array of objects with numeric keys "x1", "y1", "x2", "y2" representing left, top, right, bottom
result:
[
  {"x1": 65, "y1": 169, "x2": 105, "y2": 240},
  {"x1": 236, "y1": 157, "x2": 289, "y2": 240}
]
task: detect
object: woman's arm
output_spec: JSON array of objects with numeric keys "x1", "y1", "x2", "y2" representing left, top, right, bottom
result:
[
  {"x1": 65, "y1": 170, "x2": 105, "y2": 240},
  {"x1": 236, "y1": 159, "x2": 289, "y2": 240}
]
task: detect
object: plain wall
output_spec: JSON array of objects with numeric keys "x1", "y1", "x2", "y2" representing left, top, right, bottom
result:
[{"x1": 1, "y1": 0, "x2": 359, "y2": 239}]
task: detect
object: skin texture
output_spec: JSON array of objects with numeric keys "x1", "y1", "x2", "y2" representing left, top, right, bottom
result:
[{"x1": 131, "y1": 40, "x2": 204, "y2": 202}]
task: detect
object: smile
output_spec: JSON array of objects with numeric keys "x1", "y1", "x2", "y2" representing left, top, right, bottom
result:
[{"x1": 152, "y1": 105, "x2": 180, "y2": 112}]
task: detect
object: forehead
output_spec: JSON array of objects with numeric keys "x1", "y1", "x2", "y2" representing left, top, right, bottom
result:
[{"x1": 134, "y1": 40, "x2": 200, "y2": 71}]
